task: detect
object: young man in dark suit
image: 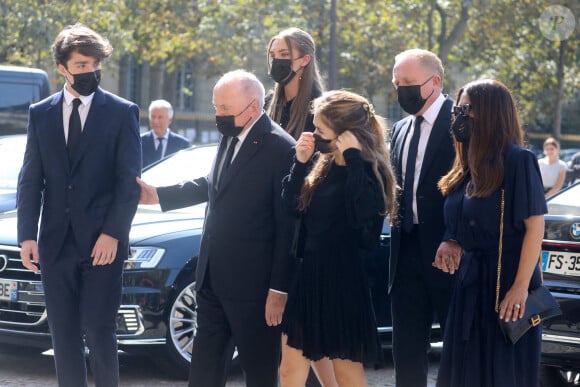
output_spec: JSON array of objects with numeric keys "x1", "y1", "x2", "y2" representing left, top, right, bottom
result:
[
  {"x1": 141, "y1": 99, "x2": 190, "y2": 168},
  {"x1": 388, "y1": 49, "x2": 461, "y2": 387},
  {"x1": 17, "y1": 23, "x2": 141, "y2": 387},
  {"x1": 137, "y1": 69, "x2": 296, "y2": 387}
]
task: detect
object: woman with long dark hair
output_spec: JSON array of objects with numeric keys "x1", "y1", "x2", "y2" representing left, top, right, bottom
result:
[{"x1": 435, "y1": 79, "x2": 546, "y2": 387}]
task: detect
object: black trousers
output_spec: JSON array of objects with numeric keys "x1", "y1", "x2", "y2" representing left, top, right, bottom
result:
[
  {"x1": 40, "y1": 228, "x2": 123, "y2": 387},
  {"x1": 189, "y1": 282, "x2": 282, "y2": 387},
  {"x1": 391, "y1": 226, "x2": 452, "y2": 387}
]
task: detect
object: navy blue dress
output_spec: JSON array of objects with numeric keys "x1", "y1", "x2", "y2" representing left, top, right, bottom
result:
[
  {"x1": 436, "y1": 145, "x2": 547, "y2": 387},
  {"x1": 281, "y1": 148, "x2": 383, "y2": 363}
]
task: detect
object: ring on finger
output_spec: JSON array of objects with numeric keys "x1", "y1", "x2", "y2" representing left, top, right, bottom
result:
[{"x1": 514, "y1": 304, "x2": 521, "y2": 309}]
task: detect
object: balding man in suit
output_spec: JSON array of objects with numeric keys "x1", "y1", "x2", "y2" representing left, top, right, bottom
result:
[{"x1": 138, "y1": 69, "x2": 296, "y2": 387}]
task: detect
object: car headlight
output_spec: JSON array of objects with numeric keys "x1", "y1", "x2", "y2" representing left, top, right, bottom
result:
[{"x1": 125, "y1": 246, "x2": 165, "y2": 269}]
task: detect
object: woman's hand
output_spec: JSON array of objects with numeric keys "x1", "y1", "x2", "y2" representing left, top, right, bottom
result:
[
  {"x1": 499, "y1": 286, "x2": 528, "y2": 322},
  {"x1": 336, "y1": 130, "x2": 361, "y2": 153},
  {"x1": 296, "y1": 132, "x2": 315, "y2": 163}
]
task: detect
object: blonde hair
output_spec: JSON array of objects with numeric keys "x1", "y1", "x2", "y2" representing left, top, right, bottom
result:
[
  {"x1": 298, "y1": 90, "x2": 397, "y2": 217},
  {"x1": 394, "y1": 49, "x2": 444, "y2": 80}
]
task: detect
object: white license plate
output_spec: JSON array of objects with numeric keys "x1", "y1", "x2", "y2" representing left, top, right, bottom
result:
[
  {"x1": 542, "y1": 250, "x2": 580, "y2": 276},
  {"x1": 0, "y1": 279, "x2": 18, "y2": 302}
]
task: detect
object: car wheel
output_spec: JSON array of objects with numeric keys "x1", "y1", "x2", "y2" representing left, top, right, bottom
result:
[
  {"x1": 154, "y1": 276, "x2": 198, "y2": 380},
  {"x1": 540, "y1": 365, "x2": 580, "y2": 387}
]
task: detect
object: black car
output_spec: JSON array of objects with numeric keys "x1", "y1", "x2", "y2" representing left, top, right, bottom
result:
[
  {"x1": 0, "y1": 140, "x2": 424, "y2": 378},
  {"x1": 540, "y1": 183, "x2": 580, "y2": 386}
]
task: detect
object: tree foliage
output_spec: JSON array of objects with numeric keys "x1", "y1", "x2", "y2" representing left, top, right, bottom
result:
[{"x1": 0, "y1": 0, "x2": 577, "y2": 136}]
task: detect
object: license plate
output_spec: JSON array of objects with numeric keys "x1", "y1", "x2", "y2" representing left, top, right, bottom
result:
[
  {"x1": 542, "y1": 250, "x2": 580, "y2": 276},
  {"x1": 0, "y1": 279, "x2": 18, "y2": 302}
]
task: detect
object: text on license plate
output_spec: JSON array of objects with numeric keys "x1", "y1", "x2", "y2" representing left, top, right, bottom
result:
[
  {"x1": 0, "y1": 279, "x2": 18, "y2": 302},
  {"x1": 542, "y1": 250, "x2": 580, "y2": 276}
]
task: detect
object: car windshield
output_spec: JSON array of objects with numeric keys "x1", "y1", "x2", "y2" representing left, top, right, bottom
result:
[
  {"x1": 0, "y1": 135, "x2": 26, "y2": 190},
  {"x1": 547, "y1": 184, "x2": 580, "y2": 216},
  {"x1": 139, "y1": 144, "x2": 217, "y2": 213}
]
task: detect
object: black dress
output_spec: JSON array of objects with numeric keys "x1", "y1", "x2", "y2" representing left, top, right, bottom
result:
[
  {"x1": 281, "y1": 148, "x2": 383, "y2": 363},
  {"x1": 436, "y1": 145, "x2": 547, "y2": 387}
]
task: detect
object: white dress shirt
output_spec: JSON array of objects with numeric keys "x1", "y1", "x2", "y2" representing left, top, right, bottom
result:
[
  {"x1": 402, "y1": 93, "x2": 446, "y2": 224},
  {"x1": 62, "y1": 87, "x2": 94, "y2": 142}
]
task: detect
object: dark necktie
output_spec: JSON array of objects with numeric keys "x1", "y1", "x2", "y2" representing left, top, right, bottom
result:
[
  {"x1": 155, "y1": 137, "x2": 165, "y2": 160},
  {"x1": 67, "y1": 98, "x2": 82, "y2": 160},
  {"x1": 402, "y1": 115, "x2": 424, "y2": 233},
  {"x1": 217, "y1": 136, "x2": 238, "y2": 189}
]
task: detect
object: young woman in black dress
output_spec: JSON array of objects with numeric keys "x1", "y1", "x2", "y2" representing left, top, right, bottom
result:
[
  {"x1": 280, "y1": 90, "x2": 397, "y2": 386},
  {"x1": 266, "y1": 28, "x2": 337, "y2": 386}
]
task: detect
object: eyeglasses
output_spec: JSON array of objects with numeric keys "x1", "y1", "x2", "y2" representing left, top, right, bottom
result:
[{"x1": 452, "y1": 104, "x2": 471, "y2": 117}]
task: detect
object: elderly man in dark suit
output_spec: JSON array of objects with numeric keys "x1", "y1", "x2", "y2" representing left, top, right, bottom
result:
[
  {"x1": 388, "y1": 49, "x2": 461, "y2": 387},
  {"x1": 17, "y1": 24, "x2": 141, "y2": 387},
  {"x1": 141, "y1": 99, "x2": 190, "y2": 168},
  {"x1": 137, "y1": 69, "x2": 296, "y2": 387}
]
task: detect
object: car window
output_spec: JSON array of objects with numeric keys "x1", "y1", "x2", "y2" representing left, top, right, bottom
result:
[
  {"x1": 142, "y1": 145, "x2": 217, "y2": 186},
  {"x1": 0, "y1": 136, "x2": 26, "y2": 189},
  {"x1": 547, "y1": 184, "x2": 580, "y2": 216},
  {"x1": 139, "y1": 144, "x2": 217, "y2": 214}
]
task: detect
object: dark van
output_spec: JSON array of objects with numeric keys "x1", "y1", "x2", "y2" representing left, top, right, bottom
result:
[{"x1": 0, "y1": 65, "x2": 50, "y2": 136}]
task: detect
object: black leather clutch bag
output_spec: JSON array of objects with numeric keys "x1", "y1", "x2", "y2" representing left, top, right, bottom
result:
[{"x1": 498, "y1": 285, "x2": 561, "y2": 344}]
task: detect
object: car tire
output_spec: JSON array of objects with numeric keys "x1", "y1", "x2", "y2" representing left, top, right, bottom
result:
[
  {"x1": 154, "y1": 275, "x2": 198, "y2": 380},
  {"x1": 540, "y1": 365, "x2": 580, "y2": 387}
]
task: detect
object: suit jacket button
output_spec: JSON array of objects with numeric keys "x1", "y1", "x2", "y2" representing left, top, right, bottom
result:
[
  {"x1": 68, "y1": 184, "x2": 73, "y2": 190},
  {"x1": 65, "y1": 208, "x2": 70, "y2": 214}
]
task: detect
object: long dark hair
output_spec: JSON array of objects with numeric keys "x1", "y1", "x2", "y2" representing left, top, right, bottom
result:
[{"x1": 439, "y1": 79, "x2": 523, "y2": 197}]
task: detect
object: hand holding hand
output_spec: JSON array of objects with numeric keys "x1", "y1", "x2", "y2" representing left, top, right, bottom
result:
[
  {"x1": 265, "y1": 290, "x2": 287, "y2": 327},
  {"x1": 433, "y1": 240, "x2": 463, "y2": 274},
  {"x1": 20, "y1": 240, "x2": 40, "y2": 273},
  {"x1": 136, "y1": 177, "x2": 159, "y2": 205},
  {"x1": 91, "y1": 233, "x2": 119, "y2": 266},
  {"x1": 295, "y1": 132, "x2": 315, "y2": 164}
]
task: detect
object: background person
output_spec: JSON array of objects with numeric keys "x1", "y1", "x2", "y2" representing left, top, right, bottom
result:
[
  {"x1": 388, "y1": 48, "x2": 459, "y2": 387},
  {"x1": 434, "y1": 79, "x2": 546, "y2": 387},
  {"x1": 280, "y1": 90, "x2": 397, "y2": 386},
  {"x1": 266, "y1": 27, "x2": 336, "y2": 387},
  {"x1": 141, "y1": 99, "x2": 190, "y2": 168},
  {"x1": 137, "y1": 69, "x2": 295, "y2": 387},
  {"x1": 17, "y1": 23, "x2": 141, "y2": 387},
  {"x1": 266, "y1": 27, "x2": 324, "y2": 140},
  {"x1": 538, "y1": 136, "x2": 567, "y2": 198}
]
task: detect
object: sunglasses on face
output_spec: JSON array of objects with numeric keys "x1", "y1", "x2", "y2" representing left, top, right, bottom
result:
[{"x1": 452, "y1": 104, "x2": 471, "y2": 117}]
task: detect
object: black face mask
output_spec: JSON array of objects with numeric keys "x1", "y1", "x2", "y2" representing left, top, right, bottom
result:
[
  {"x1": 215, "y1": 100, "x2": 254, "y2": 137},
  {"x1": 313, "y1": 134, "x2": 335, "y2": 154},
  {"x1": 69, "y1": 69, "x2": 101, "y2": 96},
  {"x1": 396, "y1": 75, "x2": 434, "y2": 115},
  {"x1": 269, "y1": 58, "x2": 297, "y2": 86},
  {"x1": 451, "y1": 114, "x2": 473, "y2": 143}
]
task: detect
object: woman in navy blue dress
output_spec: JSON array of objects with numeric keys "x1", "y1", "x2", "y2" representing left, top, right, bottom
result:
[
  {"x1": 280, "y1": 90, "x2": 397, "y2": 386},
  {"x1": 434, "y1": 79, "x2": 547, "y2": 387}
]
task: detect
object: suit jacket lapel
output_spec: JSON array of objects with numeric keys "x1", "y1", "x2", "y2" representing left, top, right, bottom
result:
[
  {"x1": 70, "y1": 88, "x2": 105, "y2": 173},
  {"x1": 215, "y1": 114, "x2": 269, "y2": 196},
  {"x1": 47, "y1": 92, "x2": 70, "y2": 174},
  {"x1": 210, "y1": 135, "x2": 228, "y2": 192},
  {"x1": 418, "y1": 97, "x2": 453, "y2": 185},
  {"x1": 394, "y1": 118, "x2": 413, "y2": 183}
]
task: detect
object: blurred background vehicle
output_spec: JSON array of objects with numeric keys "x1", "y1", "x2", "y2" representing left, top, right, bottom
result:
[
  {"x1": 540, "y1": 183, "x2": 580, "y2": 387},
  {"x1": 0, "y1": 65, "x2": 50, "y2": 137}
]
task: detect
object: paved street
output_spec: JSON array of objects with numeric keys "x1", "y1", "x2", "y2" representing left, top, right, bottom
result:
[{"x1": 0, "y1": 345, "x2": 440, "y2": 386}]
